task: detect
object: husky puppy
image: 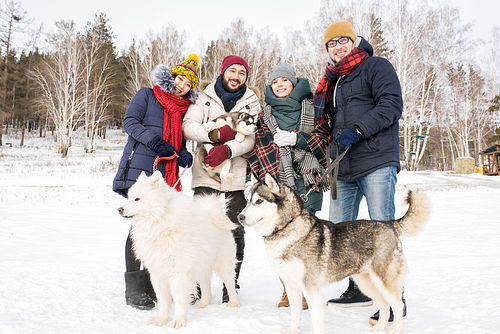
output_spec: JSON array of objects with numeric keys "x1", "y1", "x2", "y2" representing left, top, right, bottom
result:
[
  {"x1": 202, "y1": 111, "x2": 257, "y2": 143},
  {"x1": 238, "y1": 173, "x2": 429, "y2": 334},
  {"x1": 118, "y1": 171, "x2": 241, "y2": 328},
  {"x1": 197, "y1": 112, "x2": 257, "y2": 182}
]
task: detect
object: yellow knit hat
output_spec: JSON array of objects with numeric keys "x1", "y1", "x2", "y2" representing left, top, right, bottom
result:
[
  {"x1": 170, "y1": 54, "x2": 199, "y2": 88},
  {"x1": 324, "y1": 21, "x2": 356, "y2": 51}
]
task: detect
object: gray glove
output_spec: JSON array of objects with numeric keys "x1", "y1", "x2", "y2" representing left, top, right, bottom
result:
[{"x1": 274, "y1": 128, "x2": 297, "y2": 147}]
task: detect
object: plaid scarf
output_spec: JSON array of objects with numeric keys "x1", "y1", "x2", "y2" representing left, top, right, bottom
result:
[
  {"x1": 314, "y1": 47, "x2": 369, "y2": 124},
  {"x1": 247, "y1": 100, "x2": 329, "y2": 192},
  {"x1": 153, "y1": 85, "x2": 190, "y2": 191}
]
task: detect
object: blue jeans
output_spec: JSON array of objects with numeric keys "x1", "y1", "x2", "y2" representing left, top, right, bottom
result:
[
  {"x1": 330, "y1": 166, "x2": 397, "y2": 291},
  {"x1": 329, "y1": 166, "x2": 397, "y2": 224}
]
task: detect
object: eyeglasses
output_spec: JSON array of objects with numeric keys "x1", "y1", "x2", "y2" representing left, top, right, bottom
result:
[{"x1": 326, "y1": 37, "x2": 351, "y2": 48}]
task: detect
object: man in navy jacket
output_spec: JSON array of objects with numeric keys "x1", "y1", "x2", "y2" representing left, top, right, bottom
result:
[{"x1": 295, "y1": 20, "x2": 404, "y2": 325}]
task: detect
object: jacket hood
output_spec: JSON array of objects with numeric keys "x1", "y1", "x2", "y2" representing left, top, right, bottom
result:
[
  {"x1": 150, "y1": 64, "x2": 197, "y2": 104},
  {"x1": 199, "y1": 79, "x2": 261, "y2": 101},
  {"x1": 354, "y1": 36, "x2": 374, "y2": 56}
]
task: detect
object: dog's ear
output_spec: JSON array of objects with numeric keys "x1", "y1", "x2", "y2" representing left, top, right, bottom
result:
[
  {"x1": 137, "y1": 171, "x2": 147, "y2": 181},
  {"x1": 250, "y1": 171, "x2": 259, "y2": 185},
  {"x1": 264, "y1": 173, "x2": 280, "y2": 195},
  {"x1": 150, "y1": 170, "x2": 164, "y2": 187}
]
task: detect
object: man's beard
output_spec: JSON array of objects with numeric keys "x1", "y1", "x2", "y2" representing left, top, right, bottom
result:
[{"x1": 222, "y1": 77, "x2": 245, "y2": 93}]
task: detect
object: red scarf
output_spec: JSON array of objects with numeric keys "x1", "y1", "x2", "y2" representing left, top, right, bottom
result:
[
  {"x1": 153, "y1": 85, "x2": 190, "y2": 191},
  {"x1": 314, "y1": 47, "x2": 369, "y2": 123}
]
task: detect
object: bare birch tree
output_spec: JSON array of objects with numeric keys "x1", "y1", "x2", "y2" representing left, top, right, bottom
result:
[
  {"x1": 30, "y1": 20, "x2": 86, "y2": 157},
  {"x1": 122, "y1": 24, "x2": 186, "y2": 100},
  {"x1": 81, "y1": 14, "x2": 115, "y2": 153}
]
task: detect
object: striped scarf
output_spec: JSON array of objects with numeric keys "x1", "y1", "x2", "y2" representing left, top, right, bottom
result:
[
  {"x1": 247, "y1": 100, "x2": 329, "y2": 192},
  {"x1": 314, "y1": 47, "x2": 369, "y2": 124}
]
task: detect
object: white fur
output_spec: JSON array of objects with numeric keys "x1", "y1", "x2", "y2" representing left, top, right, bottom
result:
[{"x1": 118, "y1": 171, "x2": 240, "y2": 328}]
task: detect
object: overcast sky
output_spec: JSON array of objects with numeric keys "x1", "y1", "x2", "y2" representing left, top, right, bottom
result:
[{"x1": 13, "y1": 0, "x2": 500, "y2": 55}]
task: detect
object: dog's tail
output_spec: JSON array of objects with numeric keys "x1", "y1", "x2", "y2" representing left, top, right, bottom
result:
[
  {"x1": 194, "y1": 194, "x2": 237, "y2": 231},
  {"x1": 391, "y1": 189, "x2": 430, "y2": 236}
]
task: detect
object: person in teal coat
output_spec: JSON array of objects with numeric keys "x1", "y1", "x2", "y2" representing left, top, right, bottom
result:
[{"x1": 247, "y1": 63, "x2": 328, "y2": 308}]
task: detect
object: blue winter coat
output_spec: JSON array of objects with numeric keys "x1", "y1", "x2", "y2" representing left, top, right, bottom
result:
[
  {"x1": 329, "y1": 37, "x2": 403, "y2": 181},
  {"x1": 112, "y1": 65, "x2": 197, "y2": 197}
]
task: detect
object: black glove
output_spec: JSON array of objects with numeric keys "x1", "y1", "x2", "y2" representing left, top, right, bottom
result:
[
  {"x1": 176, "y1": 150, "x2": 193, "y2": 168},
  {"x1": 149, "y1": 136, "x2": 176, "y2": 157},
  {"x1": 333, "y1": 127, "x2": 363, "y2": 149}
]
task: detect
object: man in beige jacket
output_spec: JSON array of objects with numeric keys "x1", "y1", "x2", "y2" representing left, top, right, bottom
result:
[{"x1": 182, "y1": 55, "x2": 260, "y2": 302}]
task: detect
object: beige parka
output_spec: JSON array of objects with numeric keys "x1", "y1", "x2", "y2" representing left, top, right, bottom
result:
[{"x1": 182, "y1": 80, "x2": 261, "y2": 191}]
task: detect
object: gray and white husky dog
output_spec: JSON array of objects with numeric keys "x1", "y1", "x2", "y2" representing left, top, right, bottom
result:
[
  {"x1": 196, "y1": 111, "x2": 257, "y2": 182},
  {"x1": 238, "y1": 173, "x2": 430, "y2": 334}
]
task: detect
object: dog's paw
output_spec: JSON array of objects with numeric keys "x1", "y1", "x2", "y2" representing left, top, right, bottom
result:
[
  {"x1": 371, "y1": 323, "x2": 387, "y2": 332},
  {"x1": 226, "y1": 300, "x2": 241, "y2": 308},
  {"x1": 167, "y1": 317, "x2": 188, "y2": 329},
  {"x1": 148, "y1": 316, "x2": 168, "y2": 326},
  {"x1": 284, "y1": 329, "x2": 300, "y2": 334},
  {"x1": 384, "y1": 328, "x2": 402, "y2": 334},
  {"x1": 195, "y1": 300, "x2": 210, "y2": 309},
  {"x1": 235, "y1": 133, "x2": 245, "y2": 142}
]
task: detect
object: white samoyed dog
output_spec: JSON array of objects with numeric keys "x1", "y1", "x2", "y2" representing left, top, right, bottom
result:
[{"x1": 118, "y1": 171, "x2": 241, "y2": 328}]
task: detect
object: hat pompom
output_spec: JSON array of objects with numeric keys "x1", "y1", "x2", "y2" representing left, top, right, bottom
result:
[{"x1": 185, "y1": 53, "x2": 199, "y2": 69}]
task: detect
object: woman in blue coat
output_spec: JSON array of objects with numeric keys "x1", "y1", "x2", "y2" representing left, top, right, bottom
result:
[{"x1": 112, "y1": 54, "x2": 199, "y2": 309}]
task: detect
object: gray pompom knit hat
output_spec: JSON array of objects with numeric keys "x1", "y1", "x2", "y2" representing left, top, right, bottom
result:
[{"x1": 268, "y1": 63, "x2": 297, "y2": 86}]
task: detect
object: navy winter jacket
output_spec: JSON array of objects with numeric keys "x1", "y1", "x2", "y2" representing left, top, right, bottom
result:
[
  {"x1": 329, "y1": 37, "x2": 403, "y2": 181},
  {"x1": 112, "y1": 87, "x2": 189, "y2": 197}
]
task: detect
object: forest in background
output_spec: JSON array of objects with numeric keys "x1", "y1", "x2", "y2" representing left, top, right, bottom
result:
[{"x1": 0, "y1": 0, "x2": 499, "y2": 171}]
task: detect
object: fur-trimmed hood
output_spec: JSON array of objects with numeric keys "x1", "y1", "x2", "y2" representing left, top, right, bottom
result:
[
  {"x1": 199, "y1": 79, "x2": 261, "y2": 101},
  {"x1": 150, "y1": 64, "x2": 198, "y2": 104}
]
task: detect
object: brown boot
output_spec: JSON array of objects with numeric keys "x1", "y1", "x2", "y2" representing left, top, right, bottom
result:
[
  {"x1": 302, "y1": 295, "x2": 308, "y2": 310},
  {"x1": 278, "y1": 290, "x2": 289, "y2": 307}
]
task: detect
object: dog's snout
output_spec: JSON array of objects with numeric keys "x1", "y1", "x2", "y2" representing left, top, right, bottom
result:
[
  {"x1": 118, "y1": 207, "x2": 124, "y2": 216},
  {"x1": 237, "y1": 214, "x2": 245, "y2": 224}
]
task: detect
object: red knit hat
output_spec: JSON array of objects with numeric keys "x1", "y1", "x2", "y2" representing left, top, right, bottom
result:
[{"x1": 221, "y1": 55, "x2": 249, "y2": 76}]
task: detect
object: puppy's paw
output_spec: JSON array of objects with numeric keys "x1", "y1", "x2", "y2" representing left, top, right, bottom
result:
[
  {"x1": 148, "y1": 316, "x2": 168, "y2": 326},
  {"x1": 167, "y1": 317, "x2": 188, "y2": 329},
  {"x1": 202, "y1": 122, "x2": 217, "y2": 132},
  {"x1": 226, "y1": 300, "x2": 241, "y2": 308}
]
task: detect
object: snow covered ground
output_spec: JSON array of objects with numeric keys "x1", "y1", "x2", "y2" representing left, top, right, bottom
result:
[{"x1": 1, "y1": 132, "x2": 499, "y2": 334}]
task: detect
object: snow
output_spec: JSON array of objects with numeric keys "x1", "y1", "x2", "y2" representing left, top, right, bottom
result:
[{"x1": 1, "y1": 131, "x2": 499, "y2": 334}]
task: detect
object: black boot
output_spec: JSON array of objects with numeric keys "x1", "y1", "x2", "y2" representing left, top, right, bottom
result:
[
  {"x1": 125, "y1": 270, "x2": 156, "y2": 310},
  {"x1": 326, "y1": 279, "x2": 373, "y2": 307},
  {"x1": 369, "y1": 296, "x2": 407, "y2": 325}
]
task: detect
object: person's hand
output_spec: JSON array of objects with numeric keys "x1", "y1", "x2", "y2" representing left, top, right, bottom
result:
[
  {"x1": 176, "y1": 150, "x2": 193, "y2": 168},
  {"x1": 274, "y1": 128, "x2": 297, "y2": 147},
  {"x1": 333, "y1": 127, "x2": 362, "y2": 149},
  {"x1": 150, "y1": 136, "x2": 177, "y2": 157},
  {"x1": 218, "y1": 125, "x2": 236, "y2": 143},
  {"x1": 205, "y1": 145, "x2": 229, "y2": 167}
]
